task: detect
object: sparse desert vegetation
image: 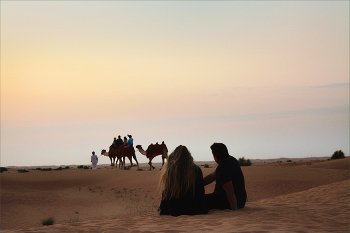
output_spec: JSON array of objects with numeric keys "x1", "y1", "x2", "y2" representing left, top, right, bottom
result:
[
  {"x1": 238, "y1": 157, "x2": 252, "y2": 166},
  {"x1": 331, "y1": 150, "x2": 345, "y2": 160},
  {"x1": 41, "y1": 217, "x2": 55, "y2": 226}
]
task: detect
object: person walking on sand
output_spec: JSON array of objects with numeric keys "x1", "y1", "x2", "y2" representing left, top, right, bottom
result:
[
  {"x1": 158, "y1": 145, "x2": 208, "y2": 216},
  {"x1": 204, "y1": 143, "x2": 247, "y2": 211},
  {"x1": 91, "y1": 151, "x2": 98, "y2": 169}
]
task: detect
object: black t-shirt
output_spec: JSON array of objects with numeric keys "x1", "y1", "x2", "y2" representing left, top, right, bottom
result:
[
  {"x1": 214, "y1": 156, "x2": 247, "y2": 208},
  {"x1": 159, "y1": 165, "x2": 208, "y2": 216},
  {"x1": 115, "y1": 138, "x2": 123, "y2": 147}
]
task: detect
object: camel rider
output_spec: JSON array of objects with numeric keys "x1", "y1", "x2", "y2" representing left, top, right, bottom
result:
[
  {"x1": 127, "y1": 134, "x2": 133, "y2": 147},
  {"x1": 114, "y1": 135, "x2": 123, "y2": 148}
]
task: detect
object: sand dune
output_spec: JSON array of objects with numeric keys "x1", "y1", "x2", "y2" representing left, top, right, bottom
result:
[{"x1": 1, "y1": 158, "x2": 349, "y2": 232}]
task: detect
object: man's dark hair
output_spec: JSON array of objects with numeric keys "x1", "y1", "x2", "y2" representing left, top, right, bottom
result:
[{"x1": 210, "y1": 143, "x2": 230, "y2": 160}]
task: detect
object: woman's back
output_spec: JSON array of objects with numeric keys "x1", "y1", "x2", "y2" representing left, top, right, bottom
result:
[{"x1": 159, "y1": 165, "x2": 208, "y2": 216}]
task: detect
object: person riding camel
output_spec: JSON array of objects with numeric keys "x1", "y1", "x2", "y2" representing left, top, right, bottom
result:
[
  {"x1": 116, "y1": 135, "x2": 123, "y2": 147},
  {"x1": 113, "y1": 137, "x2": 118, "y2": 148},
  {"x1": 127, "y1": 134, "x2": 133, "y2": 147},
  {"x1": 113, "y1": 135, "x2": 123, "y2": 148}
]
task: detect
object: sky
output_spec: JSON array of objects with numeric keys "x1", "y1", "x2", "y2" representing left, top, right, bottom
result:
[{"x1": 1, "y1": 1, "x2": 349, "y2": 167}]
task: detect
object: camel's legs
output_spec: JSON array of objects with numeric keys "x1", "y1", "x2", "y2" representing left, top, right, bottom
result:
[
  {"x1": 148, "y1": 159, "x2": 152, "y2": 170},
  {"x1": 132, "y1": 154, "x2": 140, "y2": 170},
  {"x1": 127, "y1": 156, "x2": 133, "y2": 169},
  {"x1": 109, "y1": 157, "x2": 113, "y2": 166},
  {"x1": 119, "y1": 158, "x2": 122, "y2": 168},
  {"x1": 148, "y1": 158, "x2": 155, "y2": 170},
  {"x1": 160, "y1": 157, "x2": 165, "y2": 170}
]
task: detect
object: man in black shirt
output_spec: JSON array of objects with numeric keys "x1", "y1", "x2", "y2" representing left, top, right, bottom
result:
[
  {"x1": 114, "y1": 135, "x2": 123, "y2": 148},
  {"x1": 204, "y1": 143, "x2": 247, "y2": 211}
]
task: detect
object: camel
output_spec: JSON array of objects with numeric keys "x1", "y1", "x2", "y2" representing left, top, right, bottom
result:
[
  {"x1": 136, "y1": 141, "x2": 168, "y2": 170},
  {"x1": 120, "y1": 146, "x2": 140, "y2": 170},
  {"x1": 101, "y1": 145, "x2": 140, "y2": 170},
  {"x1": 101, "y1": 145, "x2": 123, "y2": 168}
]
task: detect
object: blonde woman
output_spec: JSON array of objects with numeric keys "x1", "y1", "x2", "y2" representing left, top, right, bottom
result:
[{"x1": 158, "y1": 145, "x2": 208, "y2": 216}]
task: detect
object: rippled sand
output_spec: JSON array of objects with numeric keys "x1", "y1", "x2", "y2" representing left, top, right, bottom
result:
[{"x1": 1, "y1": 158, "x2": 349, "y2": 232}]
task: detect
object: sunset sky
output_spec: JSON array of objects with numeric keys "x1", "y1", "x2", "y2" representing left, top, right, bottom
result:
[{"x1": 1, "y1": 1, "x2": 349, "y2": 167}]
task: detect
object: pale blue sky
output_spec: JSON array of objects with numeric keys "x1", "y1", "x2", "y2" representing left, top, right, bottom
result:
[{"x1": 1, "y1": 1, "x2": 349, "y2": 166}]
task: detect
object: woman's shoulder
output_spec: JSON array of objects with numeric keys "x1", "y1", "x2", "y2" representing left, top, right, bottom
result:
[{"x1": 194, "y1": 165, "x2": 203, "y2": 175}]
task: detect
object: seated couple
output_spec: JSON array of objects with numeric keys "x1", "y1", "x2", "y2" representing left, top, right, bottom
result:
[{"x1": 158, "y1": 143, "x2": 247, "y2": 216}]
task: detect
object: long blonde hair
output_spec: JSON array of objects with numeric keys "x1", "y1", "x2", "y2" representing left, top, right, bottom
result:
[{"x1": 159, "y1": 145, "x2": 196, "y2": 200}]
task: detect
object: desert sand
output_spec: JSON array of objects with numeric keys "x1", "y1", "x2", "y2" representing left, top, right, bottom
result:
[{"x1": 1, "y1": 157, "x2": 349, "y2": 232}]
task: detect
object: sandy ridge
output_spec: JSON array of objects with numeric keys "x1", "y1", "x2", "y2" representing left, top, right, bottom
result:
[{"x1": 1, "y1": 158, "x2": 349, "y2": 232}]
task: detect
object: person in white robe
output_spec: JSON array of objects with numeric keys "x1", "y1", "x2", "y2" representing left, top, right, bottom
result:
[{"x1": 91, "y1": 151, "x2": 98, "y2": 169}]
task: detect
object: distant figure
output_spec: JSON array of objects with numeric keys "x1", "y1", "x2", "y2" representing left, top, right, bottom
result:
[
  {"x1": 204, "y1": 143, "x2": 247, "y2": 211},
  {"x1": 158, "y1": 145, "x2": 208, "y2": 216},
  {"x1": 113, "y1": 137, "x2": 118, "y2": 148},
  {"x1": 127, "y1": 134, "x2": 133, "y2": 147},
  {"x1": 91, "y1": 151, "x2": 98, "y2": 169},
  {"x1": 115, "y1": 135, "x2": 123, "y2": 148},
  {"x1": 123, "y1": 136, "x2": 128, "y2": 146}
]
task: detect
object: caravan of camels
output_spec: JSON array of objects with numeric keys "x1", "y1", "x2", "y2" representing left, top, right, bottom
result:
[{"x1": 101, "y1": 136, "x2": 168, "y2": 170}]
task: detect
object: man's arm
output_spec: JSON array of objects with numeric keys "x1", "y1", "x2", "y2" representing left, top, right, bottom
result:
[
  {"x1": 222, "y1": 181, "x2": 238, "y2": 210},
  {"x1": 203, "y1": 171, "x2": 216, "y2": 186}
]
